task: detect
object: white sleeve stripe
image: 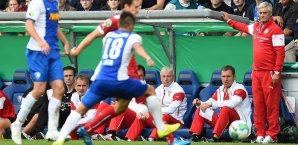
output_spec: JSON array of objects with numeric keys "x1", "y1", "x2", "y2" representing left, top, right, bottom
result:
[
  {"x1": 272, "y1": 34, "x2": 285, "y2": 46},
  {"x1": 0, "y1": 97, "x2": 5, "y2": 109},
  {"x1": 96, "y1": 26, "x2": 104, "y2": 35},
  {"x1": 248, "y1": 24, "x2": 254, "y2": 35}
]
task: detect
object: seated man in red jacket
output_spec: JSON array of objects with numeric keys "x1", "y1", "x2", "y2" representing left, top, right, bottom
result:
[
  {"x1": 190, "y1": 65, "x2": 252, "y2": 142},
  {"x1": 0, "y1": 90, "x2": 16, "y2": 138}
]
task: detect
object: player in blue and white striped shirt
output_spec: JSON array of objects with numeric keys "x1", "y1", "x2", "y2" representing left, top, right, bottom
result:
[{"x1": 10, "y1": 0, "x2": 70, "y2": 144}]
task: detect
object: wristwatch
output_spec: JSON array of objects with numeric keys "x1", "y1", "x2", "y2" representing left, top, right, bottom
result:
[{"x1": 274, "y1": 71, "x2": 280, "y2": 75}]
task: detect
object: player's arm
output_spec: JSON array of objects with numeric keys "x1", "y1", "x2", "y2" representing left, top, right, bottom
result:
[
  {"x1": 57, "y1": 27, "x2": 70, "y2": 56},
  {"x1": 70, "y1": 29, "x2": 103, "y2": 57},
  {"x1": 26, "y1": 19, "x2": 50, "y2": 54},
  {"x1": 133, "y1": 43, "x2": 154, "y2": 67}
]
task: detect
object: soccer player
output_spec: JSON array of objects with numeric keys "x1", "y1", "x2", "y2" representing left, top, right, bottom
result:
[
  {"x1": 10, "y1": 0, "x2": 70, "y2": 144},
  {"x1": 53, "y1": 12, "x2": 180, "y2": 145}
]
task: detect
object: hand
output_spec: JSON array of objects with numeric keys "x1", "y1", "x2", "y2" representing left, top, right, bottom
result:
[
  {"x1": 39, "y1": 41, "x2": 50, "y2": 55},
  {"x1": 200, "y1": 102, "x2": 211, "y2": 113},
  {"x1": 192, "y1": 98, "x2": 201, "y2": 106},
  {"x1": 63, "y1": 42, "x2": 70, "y2": 56},
  {"x1": 271, "y1": 74, "x2": 280, "y2": 85},
  {"x1": 60, "y1": 52, "x2": 69, "y2": 57},
  {"x1": 70, "y1": 47, "x2": 79, "y2": 56},
  {"x1": 136, "y1": 112, "x2": 149, "y2": 120},
  {"x1": 273, "y1": 16, "x2": 284, "y2": 28},
  {"x1": 146, "y1": 58, "x2": 155, "y2": 67},
  {"x1": 221, "y1": 12, "x2": 230, "y2": 22}
]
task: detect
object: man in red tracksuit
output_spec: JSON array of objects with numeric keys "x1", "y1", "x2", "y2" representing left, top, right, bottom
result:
[
  {"x1": 222, "y1": 1, "x2": 285, "y2": 143},
  {"x1": 0, "y1": 90, "x2": 16, "y2": 138}
]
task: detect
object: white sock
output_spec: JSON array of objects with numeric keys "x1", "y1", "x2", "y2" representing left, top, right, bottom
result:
[
  {"x1": 57, "y1": 111, "x2": 81, "y2": 141},
  {"x1": 146, "y1": 95, "x2": 164, "y2": 130},
  {"x1": 16, "y1": 92, "x2": 37, "y2": 123},
  {"x1": 48, "y1": 97, "x2": 61, "y2": 131}
]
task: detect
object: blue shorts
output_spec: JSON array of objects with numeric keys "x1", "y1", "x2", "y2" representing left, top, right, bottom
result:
[
  {"x1": 82, "y1": 78, "x2": 148, "y2": 109},
  {"x1": 26, "y1": 49, "x2": 63, "y2": 82}
]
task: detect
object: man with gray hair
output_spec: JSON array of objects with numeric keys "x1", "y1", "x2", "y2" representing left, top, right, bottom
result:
[
  {"x1": 222, "y1": 1, "x2": 285, "y2": 143},
  {"x1": 125, "y1": 66, "x2": 188, "y2": 145}
]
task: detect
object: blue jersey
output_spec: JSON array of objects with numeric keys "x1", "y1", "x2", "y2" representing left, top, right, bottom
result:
[
  {"x1": 94, "y1": 30, "x2": 142, "y2": 81},
  {"x1": 26, "y1": 0, "x2": 59, "y2": 51},
  {"x1": 82, "y1": 30, "x2": 147, "y2": 108}
]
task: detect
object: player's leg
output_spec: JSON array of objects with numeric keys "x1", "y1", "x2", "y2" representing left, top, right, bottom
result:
[
  {"x1": 84, "y1": 98, "x2": 130, "y2": 134},
  {"x1": 11, "y1": 50, "x2": 48, "y2": 144},
  {"x1": 46, "y1": 50, "x2": 65, "y2": 140},
  {"x1": 54, "y1": 89, "x2": 103, "y2": 144},
  {"x1": 0, "y1": 117, "x2": 11, "y2": 138},
  {"x1": 46, "y1": 80, "x2": 64, "y2": 140},
  {"x1": 213, "y1": 107, "x2": 240, "y2": 139},
  {"x1": 93, "y1": 102, "x2": 111, "y2": 135},
  {"x1": 144, "y1": 85, "x2": 180, "y2": 138}
]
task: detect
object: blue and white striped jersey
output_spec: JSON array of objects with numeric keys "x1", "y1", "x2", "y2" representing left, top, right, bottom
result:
[
  {"x1": 26, "y1": 0, "x2": 60, "y2": 51},
  {"x1": 94, "y1": 30, "x2": 142, "y2": 81}
]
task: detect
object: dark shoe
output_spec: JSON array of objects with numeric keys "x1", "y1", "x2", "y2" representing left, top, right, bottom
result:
[
  {"x1": 35, "y1": 132, "x2": 46, "y2": 140},
  {"x1": 21, "y1": 132, "x2": 33, "y2": 140},
  {"x1": 201, "y1": 137, "x2": 219, "y2": 142},
  {"x1": 191, "y1": 134, "x2": 202, "y2": 142}
]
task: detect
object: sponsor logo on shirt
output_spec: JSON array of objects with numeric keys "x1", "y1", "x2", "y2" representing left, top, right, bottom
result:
[{"x1": 49, "y1": 13, "x2": 60, "y2": 21}]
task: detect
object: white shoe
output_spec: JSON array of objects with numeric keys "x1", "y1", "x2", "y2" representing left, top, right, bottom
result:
[
  {"x1": 256, "y1": 136, "x2": 264, "y2": 143},
  {"x1": 262, "y1": 135, "x2": 275, "y2": 144},
  {"x1": 103, "y1": 134, "x2": 114, "y2": 141},
  {"x1": 11, "y1": 122, "x2": 22, "y2": 144},
  {"x1": 46, "y1": 130, "x2": 60, "y2": 141},
  {"x1": 91, "y1": 134, "x2": 105, "y2": 141}
]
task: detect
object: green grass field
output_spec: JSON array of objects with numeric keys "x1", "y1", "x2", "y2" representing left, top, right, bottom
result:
[{"x1": 1, "y1": 139, "x2": 297, "y2": 145}]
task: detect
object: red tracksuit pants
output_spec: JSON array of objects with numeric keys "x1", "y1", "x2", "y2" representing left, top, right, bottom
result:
[
  {"x1": 108, "y1": 107, "x2": 136, "y2": 133},
  {"x1": 125, "y1": 114, "x2": 182, "y2": 142},
  {"x1": 252, "y1": 71, "x2": 281, "y2": 141},
  {"x1": 189, "y1": 107, "x2": 240, "y2": 137}
]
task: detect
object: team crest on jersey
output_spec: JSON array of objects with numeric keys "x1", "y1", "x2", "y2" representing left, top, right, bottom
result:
[
  {"x1": 103, "y1": 19, "x2": 112, "y2": 28},
  {"x1": 168, "y1": 90, "x2": 171, "y2": 97},
  {"x1": 34, "y1": 72, "x2": 41, "y2": 80},
  {"x1": 29, "y1": 12, "x2": 34, "y2": 17},
  {"x1": 264, "y1": 28, "x2": 269, "y2": 34},
  {"x1": 17, "y1": 95, "x2": 23, "y2": 103}
]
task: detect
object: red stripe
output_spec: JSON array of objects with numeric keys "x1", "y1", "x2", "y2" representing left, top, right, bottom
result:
[
  {"x1": 173, "y1": 93, "x2": 185, "y2": 101},
  {"x1": 233, "y1": 89, "x2": 246, "y2": 100}
]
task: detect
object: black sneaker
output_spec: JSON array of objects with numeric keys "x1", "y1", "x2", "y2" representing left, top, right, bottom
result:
[
  {"x1": 21, "y1": 132, "x2": 32, "y2": 140},
  {"x1": 191, "y1": 134, "x2": 202, "y2": 142},
  {"x1": 35, "y1": 132, "x2": 46, "y2": 140},
  {"x1": 201, "y1": 137, "x2": 219, "y2": 142}
]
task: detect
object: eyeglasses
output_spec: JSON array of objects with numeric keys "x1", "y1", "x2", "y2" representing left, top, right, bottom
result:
[{"x1": 64, "y1": 75, "x2": 74, "y2": 77}]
